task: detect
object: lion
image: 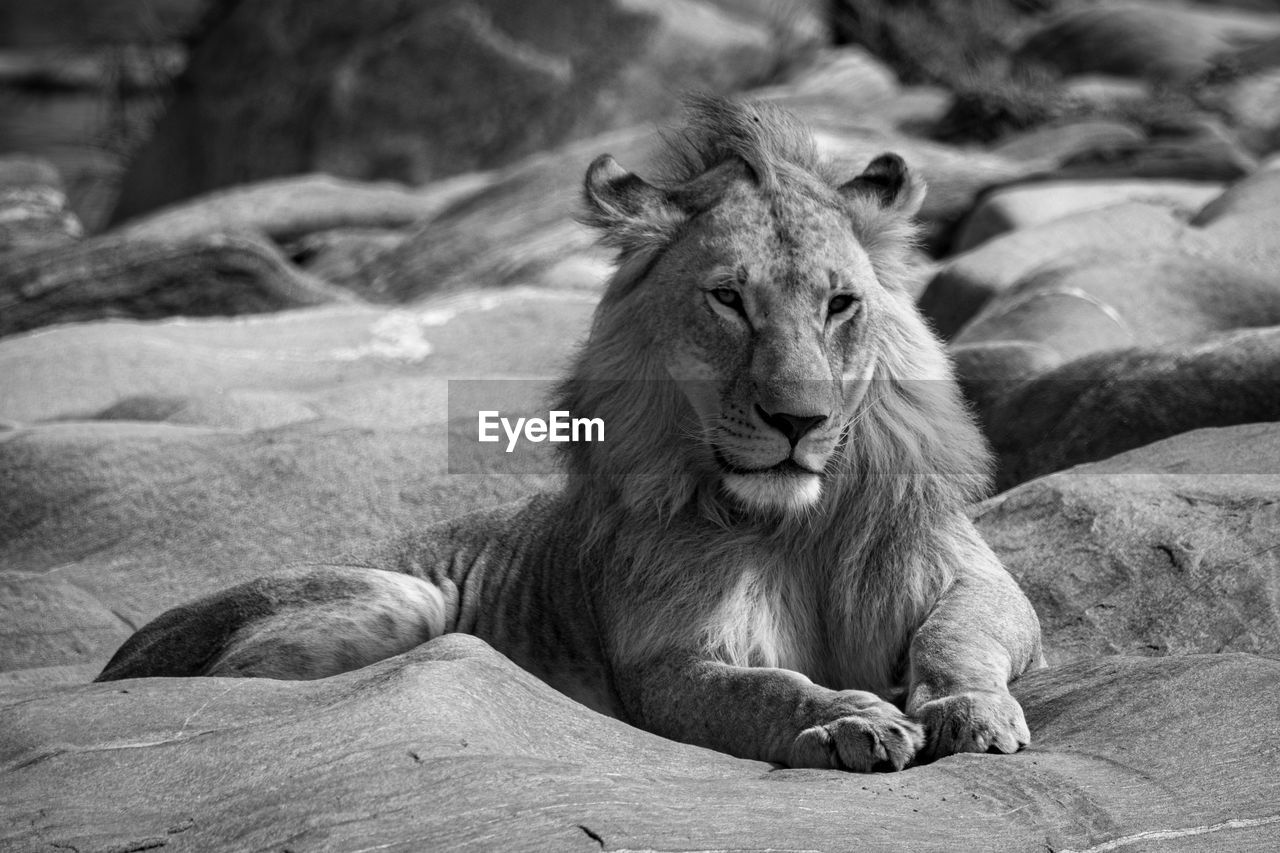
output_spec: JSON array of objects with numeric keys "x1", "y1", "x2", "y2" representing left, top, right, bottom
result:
[{"x1": 97, "y1": 96, "x2": 1044, "y2": 771}]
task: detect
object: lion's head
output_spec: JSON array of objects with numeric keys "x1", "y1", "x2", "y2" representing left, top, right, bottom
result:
[{"x1": 559, "y1": 96, "x2": 986, "y2": 525}]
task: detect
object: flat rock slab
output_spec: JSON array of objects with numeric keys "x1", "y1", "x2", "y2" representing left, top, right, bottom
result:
[
  {"x1": 0, "y1": 289, "x2": 596, "y2": 680},
  {"x1": 2, "y1": 635, "x2": 1277, "y2": 852},
  {"x1": 979, "y1": 423, "x2": 1280, "y2": 664}
]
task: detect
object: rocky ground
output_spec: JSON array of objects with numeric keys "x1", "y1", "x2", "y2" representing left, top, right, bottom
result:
[{"x1": 3, "y1": 1, "x2": 1280, "y2": 850}]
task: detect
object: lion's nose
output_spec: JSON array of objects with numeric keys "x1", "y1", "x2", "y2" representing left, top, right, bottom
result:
[{"x1": 756, "y1": 406, "x2": 827, "y2": 447}]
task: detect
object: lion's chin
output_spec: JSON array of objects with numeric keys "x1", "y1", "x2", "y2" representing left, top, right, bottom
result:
[{"x1": 721, "y1": 469, "x2": 823, "y2": 515}]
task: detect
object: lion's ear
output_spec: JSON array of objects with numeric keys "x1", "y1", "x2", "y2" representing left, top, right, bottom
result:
[
  {"x1": 581, "y1": 154, "x2": 686, "y2": 254},
  {"x1": 839, "y1": 153, "x2": 926, "y2": 217}
]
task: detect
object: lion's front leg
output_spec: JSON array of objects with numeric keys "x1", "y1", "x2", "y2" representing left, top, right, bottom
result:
[
  {"x1": 905, "y1": 555, "x2": 1045, "y2": 762},
  {"x1": 615, "y1": 657, "x2": 923, "y2": 771}
]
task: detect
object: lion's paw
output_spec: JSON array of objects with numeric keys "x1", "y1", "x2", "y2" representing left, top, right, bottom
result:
[
  {"x1": 912, "y1": 690, "x2": 1030, "y2": 761},
  {"x1": 791, "y1": 701, "x2": 924, "y2": 772}
]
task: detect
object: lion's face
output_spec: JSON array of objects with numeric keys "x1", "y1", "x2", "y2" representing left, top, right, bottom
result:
[
  {"x1": 646, "y1": 176, "x2": 888, "y2": 514},
  {"x1": 579, "y1": 105, "x2": 927, "y2": 518}
]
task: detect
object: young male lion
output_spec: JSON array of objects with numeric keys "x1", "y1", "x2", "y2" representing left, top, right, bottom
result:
[{"x1": 98, "y1": 96, "x2": 1044, "y2": 772}]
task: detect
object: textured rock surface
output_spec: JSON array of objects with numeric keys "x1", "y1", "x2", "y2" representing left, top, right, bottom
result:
[
  {"x1": 3, "y1": 636, "x2": 1279, "y2": 852},
  {"x1": 0, "y1": 230, "x2": 352, "y2": 338},
  {"x1": 0, "y1": 289, "x2": 594, "y2": 680},
  {"x1": 980, "y1": 423, "x2": 1280, "y2": 663}
]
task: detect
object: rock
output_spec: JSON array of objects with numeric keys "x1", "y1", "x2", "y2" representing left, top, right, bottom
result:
[
  {"x1": 287, "y1": 228, "x2": 411, "y2": 296},
  {"x1": 0, "y1": 289, "x2": 595, "y2": 676},
  {"x1": 1056, "y1": 117, "x2": 1257, "y2": 182},
  {"x1": 950, "y1": 250, "x2": 1280, "y2": 360},
  {"x1": 932, "y1": 165, "x2": 1280, "y2": 487},
  {"x1": 358, "y1": 104, "x2": 1039, "y2": 300},
  {"x1": 1193, "y1": 162, "x2": 1280, "y2": 225},
  {"x1": 1192, "y1": 168, "x2": 1280, "y2": 277},
  {"x1": 925, "y1": 166, "x2": 1280, "y2": 344},
  {"x1": 349, "y1": 129, "x2": 656, "y2": 299},
  {"x1": 1014, "y1": 2, "x2": 1280, "y2": 83},
  {"x1": 2, "y1": 637, "x2": 1278, "y2": 850},
  {"x1": 953, "y1": 178, "x2": 1223, "y2": 251},
  {"x1": 0, "y1": 156, "x2": 82, "y2": 254},
  {"x1": 752, "y1": 46, "x2": 900, "y2": 116},
  {"x1": 1215, "y1": 66, "x2": 1280, "y2": 154},
  {"x1": 0, "y1": 574, "x2": 131, "y2": 674},
  {"x1": 978, "y1": 422, "x2": 1280, "y2": 661},
  {"x1": 113, "y1": 172, "x2": 488, "y2": 244},
  {"x1": 920, "y1": 203, "x2": 1188, "y2": 340},
  {"x1": 0, "y1": 0, "x2": 197, "y2": 230},
  {"x1": 990, "y1": 118, "x2": 1146, "y2": 165},
  {"x1": 0, "y1": 230, "x2": 350, "y2": 339},
  {"x1": 107, "y1": 0, "x2": 825, "y2": 223},
  {"x1": 970, "y1": 326, "x2": 1280, "y2": 488}
]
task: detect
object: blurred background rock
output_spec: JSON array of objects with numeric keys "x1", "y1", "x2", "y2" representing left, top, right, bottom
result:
[
  {"x1": 1, "y1": 0, "x2": 827, "y2": 230},
  {"x1": 5, "y1": 0, "x2": 1279, "y2": 233}
]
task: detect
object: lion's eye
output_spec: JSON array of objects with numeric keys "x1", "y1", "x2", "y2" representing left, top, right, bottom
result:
[
  {"x1": 828, "y1": 294, "x2": 858, "y2": 316},
  {"x1": 710, "y1": 288, "x2": 744, "y2": 312}
]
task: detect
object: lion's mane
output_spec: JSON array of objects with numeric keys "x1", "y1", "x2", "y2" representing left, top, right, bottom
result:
[{"x1": 553, "y1": 97, "x2": 994, "y2": 697}]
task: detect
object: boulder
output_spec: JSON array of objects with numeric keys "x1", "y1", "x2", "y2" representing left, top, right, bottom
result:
[
  {"x1": 1192, "y1": 163, "x2": 1280, "y2": 249},
  {"x1": 114, "y1": 172, "x2": 488, "y2": 244},
  {"x1": 1211, "y1": 39, "x2": 1280, "y2": 153},
  {"x1": 288, "y1": 228, "x2": 415, "y2": 296},
  {"x1": 990, "y1": 118, "x2": 1146, "y2": 167},
  {"x1": 1013, "y1": 2, "x2": 1280, "y2": 83},
  {"x1": 0, "y1": 0, "x2": 197, "y2": 229},
  {"x1": 107, "y1": 0, "x2": 825, "y2": 223},
  {"x1": 978, "y1": 422, "x2": 1280, "y2": 662},
  {"x1": 343, "y1": 128, "x2": 655, "y2": 300},
  {"x1": 950, "y1": 251, "x2": 1280, "y2": 360},
  {"x1": 919, "y1": 202, "x2": 1189, "y2": 340},
  {"x1": 926, "y1": 166, "x2": 1280, "y2": 346},
  {"x1": 1, "y1": 636, "x2": 1277, "y2": 851},
  {"x1": 0, "y1": 230, "x2": 351, "y2": 339},
  {"x1": 952, "y1": 178, "x2": 1222, "y2": 252},
  {"x1": 972, "y1": 326, "x2": 1280, "y2": 487},
  {"x1": 1055, "y1": 117, "x2": 1257, "y2": 182},
  {"x1": 355, "y1": 103, "x2": 1038, "y2": 300},
  {"x1": 0, "y1": 289, "x2": 596, "y2": 680}
]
